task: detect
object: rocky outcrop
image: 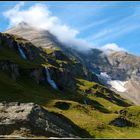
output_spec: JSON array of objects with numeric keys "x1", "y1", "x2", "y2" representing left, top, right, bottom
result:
[
  {"x1": 5, "y1": 22, "x2": 59, "y2": 49},
  {"x1": 46, "y1": 52, "x2": 99, "y2": 91},
  {"x1": 0, "y1": 32, "x2": 42, "y2": 62},
  {"x1": 0, "y1": 102, "x2": 81, "y2": 138},
  {"x1": 109, "y1": 117, "x2": 135, "y2": 127},
  {"x1": 30, "y1": 67, "x2": 45, "y2": 84},
  {"x1": 107, "y1": 51, "x2": 140, "y2": 82},
  {"x1": 0, "y1": 32, "x2": 44, "y2": 83},
  {"x1": 0, "y1": 61, "x2": 19, "y2": 80}
]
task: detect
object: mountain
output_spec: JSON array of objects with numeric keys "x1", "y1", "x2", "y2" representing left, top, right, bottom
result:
[
  {"x1": 6, "y1": 22, "x2": 60, "y2": 48},
  {"x1": 77, "y1": 49, "x2": 140, "y2": 105},
  {"x1": 1, "y1": 22, "x2": 140, "y2": 138},
  {"x1": 5, "y1": 22, "x2": 86, "y2": 64},
  {"x1": 6, "y1": 22, "x2": 75, "y2": 56},
  {"x1": 6, "y1": 22, "x2": 140, "y2": 105}
]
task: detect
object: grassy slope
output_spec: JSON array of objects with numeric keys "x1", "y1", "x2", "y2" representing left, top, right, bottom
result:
[
  {"x1": 1, "y1": 70, "x2": 140, "y2": 138},
  {"x1": 0, "y1": 33, "x2": 140, "y2": 138}
]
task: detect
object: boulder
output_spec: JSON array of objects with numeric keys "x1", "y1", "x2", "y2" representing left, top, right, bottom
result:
[
  {"x1": 0, "y1": 61, "x2": 19, "y2": 80},
  {"x1": 0, "y1": 102, "x2": 80, "y2": 138}
]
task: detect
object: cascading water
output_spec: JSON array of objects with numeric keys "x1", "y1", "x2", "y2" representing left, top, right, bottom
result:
[
  {"x1": 84, "y1": 99, "x2": 87, "y2": 105},
  {"x1": 45, "y1": 67, "x2": 58, "y2": 89},
  {"x1": 17, "y1": 44, "x2": 27, "y2": 59}
]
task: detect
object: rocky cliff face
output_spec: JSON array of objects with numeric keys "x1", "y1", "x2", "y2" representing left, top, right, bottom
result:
[
  {"x1": 0, "y1": 32, "x2": 46, "y2": 84},
  {"x1": 0, "y1": 102, "x2": 81, "y2": 138},
  {"x1": 0, "y1": 61, "x2": 19, "y2": 80},
  {"x1": 77, "y1": 49, "x2": 140, "y2": 81},
  {"x1": 40, "y1": 47, "x2": 99, "y2": 91},
  {"x1": 5, "y1": 22, "x2": 64, "y2": 49},
  {"x1": 5, "y1": 23, "x2": 101, "y2": 90},
  {"x1": 108, "y1": 51, "x2": 140, "y2": 82},
  {"x1": 0, "y1": 31, "x2": 99, "y2": 93},
  {"x1": 77, "y1": 49, "x2": 140, "y2": 104}
]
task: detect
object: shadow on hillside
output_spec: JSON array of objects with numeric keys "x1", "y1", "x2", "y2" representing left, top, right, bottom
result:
[
  {"x1": 49, "y1": 111, "x2": 94, "y2": 138},
  {"x1": 54, "y1": 101, "x2": 71, "y2": 110},
  {"x1": 95, "y1": 91, "x2": 131, "y2": 107},
  {"x1": 86, "y1": 99, "x2": 110, "y2": 113}
]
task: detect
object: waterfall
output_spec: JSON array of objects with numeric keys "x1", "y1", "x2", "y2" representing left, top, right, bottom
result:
[
  {"x1": 17, "y1": 44, "x2": 27, "y2": 59},
  {"x1": 45, "y1": 68, "x2": 58, "y2": 89},
  {"x1": 84, "y1": 99, "x2": 87, "y2": 105}
]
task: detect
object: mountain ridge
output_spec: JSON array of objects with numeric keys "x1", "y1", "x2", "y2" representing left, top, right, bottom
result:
[
  {"x1": 1, "y1": 24, "x2": 140, "y2": 138},
  {"x1": 5, "y1": 22, "x2": 140, "y2": 105},
  {"x1": 6, "y1": 22, "x2": 140, "y2": 104}
]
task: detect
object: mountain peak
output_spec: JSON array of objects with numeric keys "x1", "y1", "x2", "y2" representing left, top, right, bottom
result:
[
  {"x1": 18, "y1": 21, "x2": 30, "y2": 27},
  {"x1": 5, "y1": 22, "x2": 35, "y2": 33},
  {"x1": 5, "y1": 21, "x2": 62, "y2": 48},
  {"x1": 16, "y1": 21, "x2": 34, "y2": 29}
]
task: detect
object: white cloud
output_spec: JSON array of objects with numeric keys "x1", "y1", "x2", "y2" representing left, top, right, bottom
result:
[
  {"x1": 101, "y1": 43, "x2": 125, "y2": 51},
  {"x1": 3, "y1": 2, "x2": 95, "y2": 51},
  {"x1": 101, "y1": 43, "x2": 126, "y2": 55}
]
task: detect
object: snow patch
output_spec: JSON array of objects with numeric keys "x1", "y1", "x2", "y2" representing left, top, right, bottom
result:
[
  {"x1": 96, "y1": 71, "x2": 128, "y2": 92},
  {"x1": 100, "y1": 72, "x2": 111, "y2": 81},
  {"x1": 109, "y1": 80, "x2": 128, "y2": 92},
  {"x1": 96, "y1": 72, "x2": 111, "y2": 85}
]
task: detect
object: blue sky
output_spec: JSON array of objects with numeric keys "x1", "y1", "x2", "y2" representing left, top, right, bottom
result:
[{"x1": 0, "y1": 1, "x2": 140, "y2": 56}]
